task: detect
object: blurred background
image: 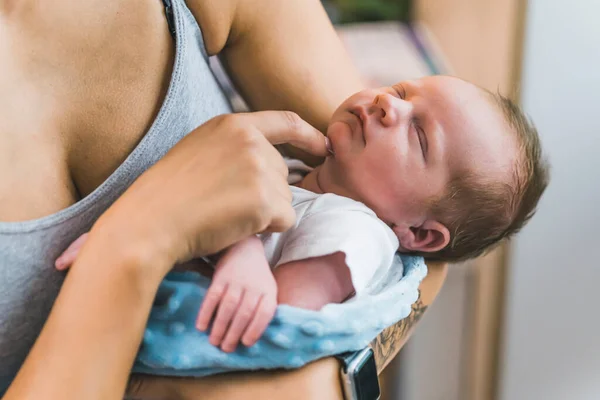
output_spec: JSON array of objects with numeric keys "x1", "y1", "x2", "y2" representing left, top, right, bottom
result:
[
  {"x1": 214, "y1": 0, "x2": 600, "y2": 398},
  {"x1": 328, "y1": 0, "x2": 600, "y2": 399}
]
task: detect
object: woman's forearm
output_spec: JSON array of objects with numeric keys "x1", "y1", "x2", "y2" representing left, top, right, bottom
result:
[
  {"x1": 3, "y1": 230, "x2": 168, "y2": 400},
  {"x1": 370, "y1": 262, "x2": 448, "y2": 372}
]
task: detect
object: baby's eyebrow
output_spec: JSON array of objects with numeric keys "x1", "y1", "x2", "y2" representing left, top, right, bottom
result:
[
  {"x1": 398, "y1": 81, "x2": 419, "y2": 97},
  {"x1": 390, "y1": 84, "x2": 406, "y2": 97}
]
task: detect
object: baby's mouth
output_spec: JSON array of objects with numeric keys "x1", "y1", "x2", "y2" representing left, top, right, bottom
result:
[{"x1": 349, "y1": 109, "x2": 367, "y2": 144}]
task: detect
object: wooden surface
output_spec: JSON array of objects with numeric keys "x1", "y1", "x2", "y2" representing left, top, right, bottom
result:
[{"x1": 415, "y1": 0, "x2": 525, "y2": 89}]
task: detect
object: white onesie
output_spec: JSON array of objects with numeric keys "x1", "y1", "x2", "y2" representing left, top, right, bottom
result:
[{"x1": 259, "y1": 159, "x2": 400, "y2": 297}]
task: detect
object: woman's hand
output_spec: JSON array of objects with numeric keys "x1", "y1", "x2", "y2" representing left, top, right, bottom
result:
[
  {"x1": 196, "y1": 236, "x2": 277, "y2": 353},
  {"x1": 4, "y1": 111, "x2": 327, "y2": 400},
  {"x1": 91, "y1": 111, "x2": 328, "y2": 278}
]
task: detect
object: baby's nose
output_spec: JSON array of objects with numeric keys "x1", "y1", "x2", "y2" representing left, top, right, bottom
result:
[{"x1": 373, "y1": 93, "x2": 410, "y2": 127}]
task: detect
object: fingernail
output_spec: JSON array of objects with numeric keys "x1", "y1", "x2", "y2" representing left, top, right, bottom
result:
[
  {"x1": 325, "y1": 137, "x2": 334, "y2": 154},
  {"x1": 55, "y1": 258, "x2": 65, "y2": 270}
]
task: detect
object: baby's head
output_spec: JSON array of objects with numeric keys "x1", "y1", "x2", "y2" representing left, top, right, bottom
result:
[{"x1": 319, "y1": 75, "x2": 549, "y2": 262}]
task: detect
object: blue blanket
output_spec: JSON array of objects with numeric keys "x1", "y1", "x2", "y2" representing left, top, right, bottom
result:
[{"x1": 133, "y1": 254, "x2": 427, "y2": 377}]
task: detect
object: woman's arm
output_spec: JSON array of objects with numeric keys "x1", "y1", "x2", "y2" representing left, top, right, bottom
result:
[
  {"x1": 124, "y1": 263, "x2": 449, "y2": 400},
  {"x1": 370, "y1": 262, "x2": 448, "y2": 372},
  {"x1": 188, "y1": 0, "x2": 365, "y2": 164},
  {"x1": 3, "y1": 232, "x2": 168, "y2": 400}
]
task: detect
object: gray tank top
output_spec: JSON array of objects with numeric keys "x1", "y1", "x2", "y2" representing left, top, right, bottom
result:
[{"x1": 0, "y1": 0, "x2": 232, "y2": 393}]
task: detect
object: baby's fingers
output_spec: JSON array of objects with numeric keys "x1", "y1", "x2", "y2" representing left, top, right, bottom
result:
[
  {"x1": 196, "y1": 283, "x2": 227, "y2": 332},
  {"x1": 208, "y1": 286, "x2": 242, "y2": 347},
  {"x1": 220, "y1": 292, "x2": 261, "y2": 353},
  {"x1": 241, "y1": 296, "x2": 277, "y2": 347},
  {"x1": 55, "y1": 233, "x2": 89, "y2": 270}
]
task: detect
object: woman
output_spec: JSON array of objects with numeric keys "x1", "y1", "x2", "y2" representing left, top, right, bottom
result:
[{"x1": 0, "y1": 1, "x2": 444, "y2": 398}]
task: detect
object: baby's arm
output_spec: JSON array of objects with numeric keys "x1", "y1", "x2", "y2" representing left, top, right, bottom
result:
[
  {"x1": 274, "y1": 252, "x2": 355, "y2": 310},
  {"x1": 56, "y1": 234, "x2": 278, "y2": 353},
  {"x1": 56, "y1": 233, "x2": 357, "y2": 350},
  {"x1": 197, "y1": 240, "x2": 356, "y2": 349},
  {"x1": 196, "y1": 236, "x2": 277, "y2": 352},
  {"x1": 271, "y1": 197, "x2": 400, "y2": 307}
]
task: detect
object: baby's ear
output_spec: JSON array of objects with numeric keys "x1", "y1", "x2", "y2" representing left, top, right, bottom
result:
[{"x1": 394, "y1": 220, "x2": 450, "y2": 253}]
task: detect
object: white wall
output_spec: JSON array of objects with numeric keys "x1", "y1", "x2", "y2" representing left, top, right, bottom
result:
[{"x1": 500, "y1": 1, "x2": 600, "y2": 400}]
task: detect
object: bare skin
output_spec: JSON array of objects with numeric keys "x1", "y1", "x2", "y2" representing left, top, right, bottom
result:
[{"x1": 0, "y1": 0, "x2": 361, "y2": 223}]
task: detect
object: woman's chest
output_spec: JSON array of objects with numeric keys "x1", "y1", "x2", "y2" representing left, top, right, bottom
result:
[{"x1": 0, "y1": 0, "x2": 174, "y2": 221}]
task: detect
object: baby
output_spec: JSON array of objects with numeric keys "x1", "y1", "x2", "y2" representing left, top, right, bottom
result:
[{"x1": 56, "y1": 75, "x2": 549, "y2": 353}]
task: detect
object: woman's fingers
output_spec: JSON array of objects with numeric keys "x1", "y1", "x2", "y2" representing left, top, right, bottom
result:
[
  {"x1": 245, "y1": 111, "x2": 328, "y2": 157},
  {"x1": 241, "y1": 296, "x2": 277, "y2": 347},
  {"x1": 220, "y1": 292, "x2": 261, "y2": 353},
  {"x1": 264, "y1": 187, "x2": 296, "y2": 233},
  {"x1": 208, "y1": 286, "x2": 243, "y2": 346}
]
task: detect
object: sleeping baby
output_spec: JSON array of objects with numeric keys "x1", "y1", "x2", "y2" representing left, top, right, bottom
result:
[{"x1": 55, "y1": 75, "x2": 549, "y2": 353}]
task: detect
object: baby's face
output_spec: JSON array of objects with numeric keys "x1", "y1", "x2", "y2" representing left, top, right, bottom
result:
[{"x1": 320, "y1": 75, "x2": 518, "y2": 233}]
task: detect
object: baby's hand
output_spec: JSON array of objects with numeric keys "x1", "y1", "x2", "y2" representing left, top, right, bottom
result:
[
  {"x1": 55, "y1": 233, "x2": 89, "y2": 270},
  {"x1": 196, "y1": 236, "x2": 277, "y2": 353},
  {"x1": 57, "y1": 233, "x2": 277, "y2": 352}
]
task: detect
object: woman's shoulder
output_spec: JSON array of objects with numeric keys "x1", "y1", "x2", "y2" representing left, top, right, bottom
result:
[{"x1": 186, "y1": 0, "x2": 327, "y2": 56}]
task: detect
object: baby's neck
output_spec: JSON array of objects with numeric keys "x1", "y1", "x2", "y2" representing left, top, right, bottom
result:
[
  {"x1": 295, "y1": 166, "x2": 324, "y2": 193},
  {"x1": 296, "y1": 166, "x2": 358, "y2": 201}
]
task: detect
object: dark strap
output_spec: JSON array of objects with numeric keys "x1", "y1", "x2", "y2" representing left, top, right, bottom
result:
[{"x1": 162, "y1": 0, "x2": 176, "y2": 39}]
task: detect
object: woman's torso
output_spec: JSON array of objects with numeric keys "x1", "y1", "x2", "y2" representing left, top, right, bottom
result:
[
  {"x1": 0, "y1": 0, "x2": 175, "y2": 220},
  {"x1": 0, "y1": 0, "x2": 232, "y2": 391}
]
